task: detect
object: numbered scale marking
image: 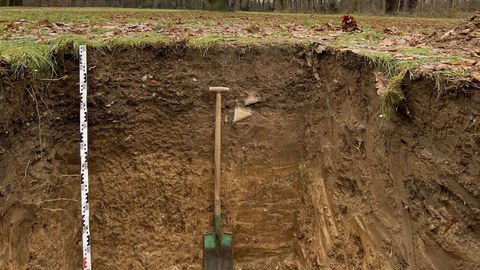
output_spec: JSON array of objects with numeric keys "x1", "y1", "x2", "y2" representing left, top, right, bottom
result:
[{"x1": 79, "y1": 45, "x2": 92, "y2": 270}]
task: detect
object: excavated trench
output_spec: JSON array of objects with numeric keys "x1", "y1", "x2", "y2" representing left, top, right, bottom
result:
[{"x1": 0, "y1": 45, "x2": 479, "y2": 270}]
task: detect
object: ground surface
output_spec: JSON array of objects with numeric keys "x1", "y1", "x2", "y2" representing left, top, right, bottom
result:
[
  {"x1": 0, "y1": 7, "x2": 479, "y2": 270},
  {"x1": 0, "y1": 8, "x2": 479, "y2": 82}
]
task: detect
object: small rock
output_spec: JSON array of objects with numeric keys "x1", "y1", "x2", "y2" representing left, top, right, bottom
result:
[{"x1": 233, "y1": 107, "x2": 253, "y2": 123}]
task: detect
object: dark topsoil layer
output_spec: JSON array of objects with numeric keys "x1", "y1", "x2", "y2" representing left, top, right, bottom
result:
[{"x1": 0, "y1": 45, "x2": 479, "y2": 270}]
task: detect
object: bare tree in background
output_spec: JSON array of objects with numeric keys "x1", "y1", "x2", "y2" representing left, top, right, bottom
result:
[{"x1": 8, "y1": 0, "x2": 480, "y2": 15}]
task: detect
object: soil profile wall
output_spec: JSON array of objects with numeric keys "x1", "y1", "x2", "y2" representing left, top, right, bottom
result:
[{"x1": 0, "y1": 46, "x2": 479, "y2": 269}]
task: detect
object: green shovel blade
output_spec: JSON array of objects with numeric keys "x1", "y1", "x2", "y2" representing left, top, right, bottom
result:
[{"x1": 204, "y1": 232, "x2": 233, "y2": 270}]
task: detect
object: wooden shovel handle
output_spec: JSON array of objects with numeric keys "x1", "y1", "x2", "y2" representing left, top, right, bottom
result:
[
  {"x1": 212, "y1": 88, "x2": 229, "y2": 217},
  {"x1": 209, "y1": 86, "x2": 230, "y2": 93}
]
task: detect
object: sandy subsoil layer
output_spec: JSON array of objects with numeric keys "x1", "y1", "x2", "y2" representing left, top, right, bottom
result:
[{"x1": 0, "y1": 46, "x2": 479, "y2": 269}]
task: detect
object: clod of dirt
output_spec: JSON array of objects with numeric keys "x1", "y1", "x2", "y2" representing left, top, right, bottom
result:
[
  {"x1": 244, "y1": 91, "x2": 262, "y2": 106},
  {"x1": 439, "y1": 12, "x2": 480, "y2": 47},
  {"x1": 141, "y1": 74, "x2": 153, "y2": 82}
]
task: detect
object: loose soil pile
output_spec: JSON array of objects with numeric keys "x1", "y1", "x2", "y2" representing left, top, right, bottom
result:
[
  {"x1": 440, "y1": 12, "x2": 480, "y2": 47},
  {"x1": 0, "y1": 45, "x2": 479, "y2": 269}
]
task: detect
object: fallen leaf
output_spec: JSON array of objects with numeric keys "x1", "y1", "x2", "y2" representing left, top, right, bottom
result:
[
  {"x1": 246, "y1": 23, "x2": 261, "y2": 34},
  {"x1": 37, "y1": 19, "x2": 50, "y2": 26},
  {"x1": 315, "y1": 45, "x2": 326, "y2": 54},
  {"x1": 341, "y1": 15, "x2": 359, "y2": 32},
  {"x1": 4, "y1": 22, "x2": 14, "y2": 30},
  {"x1": 383, "y1": 28, "x2": 394, "y2": 35},
  {"x1": 441, "y1": 60, "x2": 476, "y2": 66},
  {"x1": 440, "y1": 29, "x2": 455, "y2": 40},
  {"x1": 375, "y1": 72, "x2": 390, "y2": 96},
  {"x1": 472, "y1": 72, "x2": 480, "y2": 82},
  {"x1": 435, "y1": 64, "x2": 450, "y2": 70}
]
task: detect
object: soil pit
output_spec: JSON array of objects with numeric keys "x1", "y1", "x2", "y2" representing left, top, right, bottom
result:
[{"x1": 0, "y1": 46, "x2": 479, "y2": 270}]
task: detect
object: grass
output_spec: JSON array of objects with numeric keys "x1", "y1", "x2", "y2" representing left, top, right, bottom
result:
[
  {"x1": 188, "y1": 34, "x2": 230, "y2": 56},
  {"x1": 400, "y1": 47, "x2": 434, "y2": 56},
  {"x1": 360, "y1": 52, "x2": 399, "y2": 77},
  {"x1": 353, "y1": 48, "x2": 472, "y2": 119},
  {"x1": 0, "y1": 40, "x2": 56, "y2": 79},
  {"x1": 353, "y1": 51, "x2": 407, "y2": 119},
  {"x1": 357, "y1": 47, "x2": 475, "y2": 119},
  {"x1": 154, "y1": 22, "x2": 166, "y2": 30},
  {"x1": 0, "y1": 33, "x2": 171, "y2": 79},
  {"x1": 106, "y1": 35, "x2": 171, "y2": 48},
  {"x1": 378, "y1": 69, "x2": 408, "y2": 119},
  {"x1": 329, "y1": 31, "x2": 389, "y2": 49}
]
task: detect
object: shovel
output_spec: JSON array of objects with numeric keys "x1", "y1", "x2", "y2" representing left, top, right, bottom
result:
[{"x1": 204, "y1": 86, "x2": 233, "y2": 270}]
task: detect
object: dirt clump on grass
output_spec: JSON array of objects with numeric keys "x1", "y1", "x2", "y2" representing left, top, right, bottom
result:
[
  {"x1": 440, "y1": 12, "x2": 480, "y2": 47},
  {"x1": 0, "y1": 45, "x2": 479, "y2": 269}
]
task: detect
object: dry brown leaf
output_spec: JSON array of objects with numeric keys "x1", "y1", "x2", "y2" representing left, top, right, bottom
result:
[
  {"x1": 4, "y1": 22, "x2": 14, "y2": 30},
  {"x1": 441, "y1": 29, "x2": 455, "y2": 40},
  {"x1": 375, "y1": 72, "x2": 390, "y2": 96},
  {"x1": 436, "y1": 63, "x2": 451, "y2": 70},
  {"x1": 315, "y1": 45, "x2": 326, "y2": 54},
  {"x1": 472, "y1": 72, "x2": 480, "y2": 82},
  {"x1": 37, "y1": 19, "x2": 50, "y2": 26},
  {"x1": 341, "y1": 14, "x2": 359, "y2": 32},
  {"x1": 383, "y1": 28, "x2": 395, "y2": 35}
]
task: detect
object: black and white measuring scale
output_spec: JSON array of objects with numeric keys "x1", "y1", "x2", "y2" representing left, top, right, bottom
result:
[{"x1": 79, "y1": 45, "x2": 92, "y2": 270}]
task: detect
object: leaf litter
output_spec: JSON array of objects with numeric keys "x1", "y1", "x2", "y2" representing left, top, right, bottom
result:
[{"x1": 0, "y1": 8, "x2": 478, "y2": 84}]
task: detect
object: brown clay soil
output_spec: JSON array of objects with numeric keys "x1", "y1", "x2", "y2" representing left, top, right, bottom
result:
[{"x1": 0, "y1": 45, "x2": 479, "y2": 269}]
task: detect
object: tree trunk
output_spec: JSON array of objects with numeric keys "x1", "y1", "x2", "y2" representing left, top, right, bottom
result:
[{"x1": 386, "y1": 0, "x2": 400, "y2": 14}]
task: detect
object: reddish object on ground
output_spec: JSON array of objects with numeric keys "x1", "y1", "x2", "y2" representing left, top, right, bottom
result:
[{"x1": 341, "y1": 15, "x2": 359, "y2": 32}]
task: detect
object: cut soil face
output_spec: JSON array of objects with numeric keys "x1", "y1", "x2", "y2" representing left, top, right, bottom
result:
[{"x1": 0, "y1": 45, "x2": 479, "y2": 270}]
